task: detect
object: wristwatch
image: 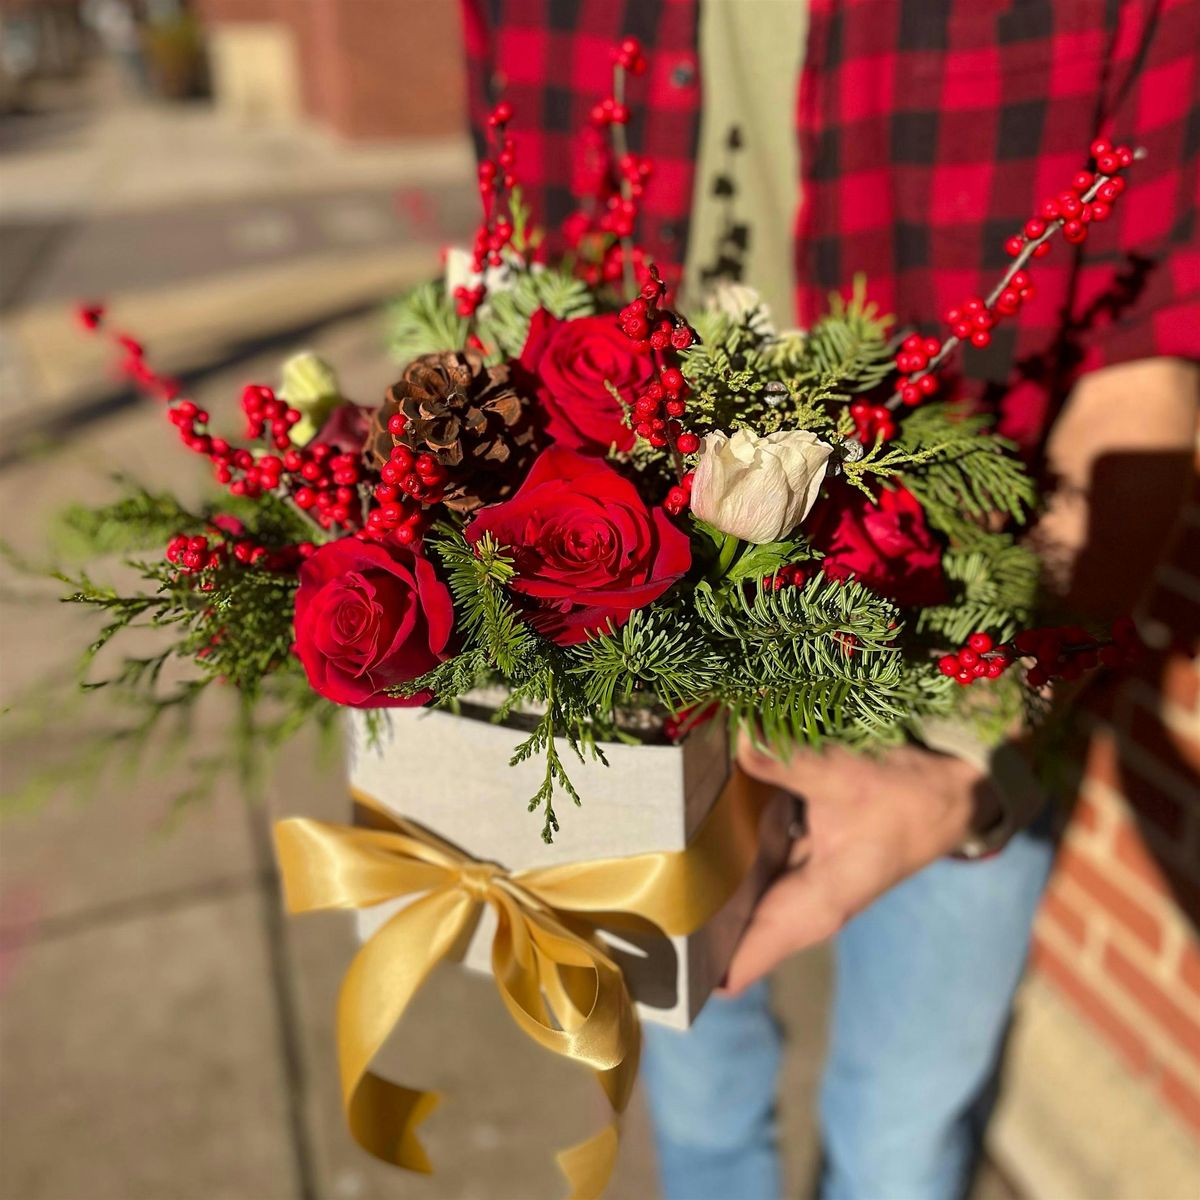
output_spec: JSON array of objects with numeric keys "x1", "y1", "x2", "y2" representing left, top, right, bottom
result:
[
  {"x1": 953, "y1": 793, "x2": 1016, "y2": 860},
  {"x1": 916, "y1": 718, "x2": 1044, "y2": 862}
]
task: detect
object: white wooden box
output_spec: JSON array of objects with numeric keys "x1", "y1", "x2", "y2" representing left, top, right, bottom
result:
[{"x1": 348, "y1": 705, "x2": 792, "y2": 1029}]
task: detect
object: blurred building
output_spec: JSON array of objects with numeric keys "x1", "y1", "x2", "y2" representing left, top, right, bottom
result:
[
  {"x1": 195, "y1": 0, "x2": 465, "y2": 138},
  {"x1": 0, "y1": 0, "x2": 85, "y2": 109}
]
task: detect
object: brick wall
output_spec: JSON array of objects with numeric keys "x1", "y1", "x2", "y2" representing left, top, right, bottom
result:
[
  {"x1": 196, "y1": 0, "x2": 466, "y2": 139},
  {"x1": 1032, "y1": 458, "x2": 1200, "y2": 1140}
]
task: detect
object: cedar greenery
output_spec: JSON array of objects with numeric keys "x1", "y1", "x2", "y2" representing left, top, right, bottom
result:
[{"x1": 3, "y1": 487, "x2": 338, "y2": 816}]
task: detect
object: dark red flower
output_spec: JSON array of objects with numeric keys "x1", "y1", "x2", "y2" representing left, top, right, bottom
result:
[
  {"x1": 294, "y1": 539, "x2": 453, "y2": 707},
  {"x1": 807, "y1": 481, "x2": 946, "y2": 607},
  {"x1": 310, "y1": 402, "x2": 373, "y2": 454},
  {"x1": 465, "y1": 445, "x2": 691, "y2": 645},
  {"x1": 518, "y1": 309, "x2": 653, "y2": 453}
]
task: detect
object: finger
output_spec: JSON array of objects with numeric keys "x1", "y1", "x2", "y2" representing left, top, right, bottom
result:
[
  {"x1": 722, "y1": 866, "x2": 844, "y2": 996},
  {"x1": 736, "y1": 735, "x2": 824, "y2": 794}
]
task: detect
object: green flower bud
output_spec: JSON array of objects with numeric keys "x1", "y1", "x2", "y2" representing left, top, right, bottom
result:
[{"x1": 280, "y1": 352, "x2": 343, "y2": 446}]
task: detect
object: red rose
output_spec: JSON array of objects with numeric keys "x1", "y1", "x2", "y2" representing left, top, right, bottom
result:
[
  {"x1": 808, "y1": 482, "x2": 947, "y2": 607},
  {"x1": 294, "y1": 539, "x2": 454, "y2": 707},
  {"x1": 465, "y1": 445, "x2": 691, "y2": 645},
  {"x1": 519, "y1": 309, "x2": 653, "y2": 453}
]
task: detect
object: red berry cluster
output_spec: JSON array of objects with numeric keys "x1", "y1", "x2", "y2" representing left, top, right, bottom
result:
[
  {"x1": 760, "y1": 563, "x2": 812, "y2": 592},
  {"x1": 848, "y1": 399, "x2": 898, "y2": 443},
  {"x1": 938, "y1": 618, "x2": 1141, "y2": 690},
  {"x1": 590, "y1": 96, "x2": 631, "y2": 127},
  {"x1": 564, "y1": 150, "x2": 654, "y2": 288},
  {"x1": 940, "y1": 270, "x2": 1038, "y2": 358},
  {"x1": 566, "y1": 38, "x2": 654, "y2": 290},
  {"x1": 287, "y1": 442, "x2": 365, "y2": 529},
  {"x1": 365, "y1": 434, "x2": 444, "y2": 545},
  {"x1": 166, "y1": 533, "x2": 225, "y2": 582},
  {"x1": 1005, "y1": 139, "x2": 1132, "y2": 259},
  {"x1": 77, "y1": 303, "x2": 105, "y2": 332},
  {"x1": 937, "y1": 631, "x2": 1013, "y2": 686},
  {"x1": 165, "y1": 531, "x2": 315, "y2": 591},
  {"x1": 169, "y1": 387, "x2": 366, "y2": 528},
  {"x1": 663, "y1": 471, "x2": 694, "y2": 517},
  {"x1": 458, "y1": 102, "x2": 520, "y2": 318},
  {"x1": 453, "y1": 283, "x2": 486, "y2": 318},
  {"x1": 241, "y1": 383, "x2": 302, "y2": 450},
  {"x1": 618, "y1": 271, "x2": 702, "y2": 459},
  {"x1": 890, "y1": 332, "x2": 944, "y2": 409},
  {"x1": 588, "y1": 37, "x2": 646, "y2": 123},
  {"x1": 167, "y1": 400, "x2": 271, "y2": 499}
]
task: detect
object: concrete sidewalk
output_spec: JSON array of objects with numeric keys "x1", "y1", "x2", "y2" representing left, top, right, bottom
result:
[{"x1": 0, "y1": 62, "x2": 476, "y2": 453}]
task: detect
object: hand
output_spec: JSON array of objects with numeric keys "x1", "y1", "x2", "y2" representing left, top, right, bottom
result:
[{"x1": 724, "y1": 739, "x2": 1002, "y2": 995}]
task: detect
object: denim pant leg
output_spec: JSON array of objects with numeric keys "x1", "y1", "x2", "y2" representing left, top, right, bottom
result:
[
  {"x1": 641, "y1": 979, "x2": 783, "y2": 1200},
  {"x1": 820, "y1": 824, "x2": 1056, "y2": 1200}
]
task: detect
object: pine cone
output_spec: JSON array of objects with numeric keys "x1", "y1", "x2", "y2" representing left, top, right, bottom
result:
[{"x1": 368, "y1": 351, "x2": 541, "y2": 513}]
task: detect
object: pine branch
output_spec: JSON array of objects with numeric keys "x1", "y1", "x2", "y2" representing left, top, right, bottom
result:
[
  {"x1": 567, "y1": 607, "x2": 724, "y2": 713},
  {"x1": 475, "y1": 266, "x2": 596, "y2": 359},
  {"x1": 385, "y1": 280, "x2": 469, "y2": 362},
  {"x1": 424, "y1": 527, "x2": 538, "y2": 675}
]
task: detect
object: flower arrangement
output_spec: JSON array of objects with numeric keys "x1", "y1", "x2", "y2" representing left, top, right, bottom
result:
[{"x1": 48, "y1": 40, "x2": 1144, "y2": 840}]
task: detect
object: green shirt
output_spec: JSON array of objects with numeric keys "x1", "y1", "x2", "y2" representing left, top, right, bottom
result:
[{"x1": 683, "y1": 0, "x2": 809, "y2": 323}]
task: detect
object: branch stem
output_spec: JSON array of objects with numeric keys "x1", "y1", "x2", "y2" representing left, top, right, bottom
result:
[
  {"x1": 885, "y1": 147, "x2": 1147, "y2": 412},
  {"x1": 611, "y1": 63, "x2": 636, "y2": 300}
]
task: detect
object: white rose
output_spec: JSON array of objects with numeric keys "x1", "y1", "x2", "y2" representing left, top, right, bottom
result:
[
  {"x1": 706, "y1": 282, "x2": 776, "y2": 338},
  {"x1": 690, "y1": 428, "x2": 833, "y2": 544}
]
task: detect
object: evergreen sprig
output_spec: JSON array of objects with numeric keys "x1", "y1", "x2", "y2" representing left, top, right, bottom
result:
[
  {"x1": 385, "y1": 280, "x2": 469, "y2": 362},
  {"x1": 872, "y1": 404, "x2": 1037, "y2": 535},
  {"x1": 474, "y1": 266, "x2": 596, "y2": 359}
]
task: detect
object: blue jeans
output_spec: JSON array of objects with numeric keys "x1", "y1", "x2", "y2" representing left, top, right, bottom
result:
[{"x1": 641, "y1": 825, "x2": 1055, "y2": 1200}]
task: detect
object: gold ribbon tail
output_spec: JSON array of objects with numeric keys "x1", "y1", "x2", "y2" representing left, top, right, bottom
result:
[{"x1": 339, "y1": 888, "x2": 477, "y2": 1171}]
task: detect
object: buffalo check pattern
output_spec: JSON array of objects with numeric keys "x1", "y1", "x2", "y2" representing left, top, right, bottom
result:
[{"x1": 460, "y1": 0, "x2": 1199, "y2": 453}]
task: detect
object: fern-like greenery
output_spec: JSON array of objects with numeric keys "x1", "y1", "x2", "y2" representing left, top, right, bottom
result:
[
  {"x1": 861, "y1": 404, "x2": 1037, "y2": 536},
  {"x1": 3, "y1": 484, "x2": 336, "y2": 817},
  {"x1": 682, "y1": 275, "x2": 896, "y2": 442}
]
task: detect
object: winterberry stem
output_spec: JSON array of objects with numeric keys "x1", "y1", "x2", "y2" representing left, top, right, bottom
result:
[
  {"x1": 611, "y1": 62, "x2": 637, "y2": 300},
  {"x1": 886, "y1": 146, "x2": 1147, "y2": 411}
]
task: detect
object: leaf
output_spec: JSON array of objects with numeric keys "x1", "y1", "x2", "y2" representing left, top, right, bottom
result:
[{"x1": 724, "y1": 538, "x2": 807, "y2": 584}]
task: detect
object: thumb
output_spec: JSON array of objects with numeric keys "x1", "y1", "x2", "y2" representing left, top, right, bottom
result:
[{"x1": 723, "y1": 864, "x2": 843, "y2": 996}]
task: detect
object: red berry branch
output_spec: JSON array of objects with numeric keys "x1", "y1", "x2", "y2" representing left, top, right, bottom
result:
[
  {"x1": 165, "y1": 525, "x2": 315, "y2": 592},
  {"x1": 76, "y1": 308, "x2": 429, "y2": 549},
  {"x1": 566, "y1": 38, "x2": 654, "y2": 292},
  {"x1": 847, "y1": 140, "x2": 1144, "y2": 446},
  {"x1": 616, "y1": 266, "x2": 703, "y2": 503},
  {"x1": 456, "y1": 101, "x2": 521, "y2": 320},
  {"x1": 937, "y1": 617, "x2": 1142, "y2": 689},
  {"x1": 598, "y1": 37, "x2": 648, "y2": 297}
]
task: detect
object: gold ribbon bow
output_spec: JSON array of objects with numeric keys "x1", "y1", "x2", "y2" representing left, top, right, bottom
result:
[{"x1": 273, "y1": 767, "x2": 771, "y2": 1199}]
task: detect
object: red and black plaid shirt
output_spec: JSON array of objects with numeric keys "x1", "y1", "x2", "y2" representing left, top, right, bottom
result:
[{"x1": 459, "y1": 0, "x2": 1199, "y2": 453}]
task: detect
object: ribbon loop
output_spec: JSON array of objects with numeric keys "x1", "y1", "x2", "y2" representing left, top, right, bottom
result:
[{"x1": 274, "y1": 766, "x2": 772, "y2": 1200}]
